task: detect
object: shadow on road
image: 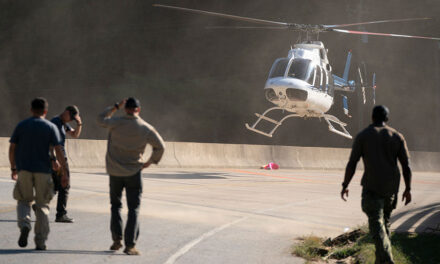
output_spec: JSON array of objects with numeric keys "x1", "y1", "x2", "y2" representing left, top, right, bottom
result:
[
  {"x1": 0, "y1": 249, "x2": 114, "y2": 255},
  {"x1": 76, "y1": 171, "x2": 228, "y2": 179},
  {"x1": 142, "y1": 172, "x2": 227, "y2": 179},
  {"x1": 0, "y1": 219, "x2": 18, "y2": 223},
  {"x1": 392, "y1": 202, "x2": 440, "y2": 233}
]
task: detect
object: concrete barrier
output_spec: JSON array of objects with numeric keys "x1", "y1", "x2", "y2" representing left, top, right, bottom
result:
[
  {"x1": 410, "y1": 151, "x2": 440, "y2": 172},
  {"x1": 0, "y1": 138, "x2": 9, "y2": 168},
  {"x1": 0, "y1": 137, "x2": 439, "y2": 172},
  {"x1": 271, "y1": 146, "x2": 352, "y2": 170}
]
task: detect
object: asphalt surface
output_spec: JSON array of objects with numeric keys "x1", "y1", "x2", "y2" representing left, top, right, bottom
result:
[{"x1": 0, "y1": 168, "x2": 439, "y2": 264}]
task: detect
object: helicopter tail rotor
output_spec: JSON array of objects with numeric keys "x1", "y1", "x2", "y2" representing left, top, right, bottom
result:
[
  {"x1": 372, "y1": 73, "x2": 377, "y2": 105},
  {"x1": 357, "y1": 66, "x2": 366, "y2": 104},
  {"x1": 356, "y1": 62, "x2": 378, "y2": 105}
]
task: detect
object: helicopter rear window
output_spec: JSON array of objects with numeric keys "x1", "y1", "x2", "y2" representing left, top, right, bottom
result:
[
  {"x1": 287, "y1": 59, "x2": 314, "y2": 83},
  {"x1": 269, "y1": 59, "x2": 289, "y2": 78}
]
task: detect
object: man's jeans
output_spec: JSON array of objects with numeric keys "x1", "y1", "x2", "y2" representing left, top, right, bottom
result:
[
  {"x1": 52, "y1": 161, "x2": 70, "y2": 218},
  {"x1": 109, "y1": 171, "x2": 142, "y2": 247}
]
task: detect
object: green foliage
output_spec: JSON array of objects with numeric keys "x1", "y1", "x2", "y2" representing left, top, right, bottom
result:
[
  {"x1": 391, "y1": 232, "x2": 440, "y2": 264},
  {"x1": 355, "y1": 243, "x2": 376, "y2": 264},
  {"x1": 331, "y1": 246, "x2": 358, "y2": 259},
  {"x1": 292, "y1": 236, "x2": 325, "y2": 261},
  {"x1": 292, "y1": 229, "x2": 440, "y2": 264}
]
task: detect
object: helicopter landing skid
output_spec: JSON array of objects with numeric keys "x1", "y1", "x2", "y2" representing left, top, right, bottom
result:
[
  {"x1": 322, "y1": 114, "x2": 353, "y2": 139},
  {"x1": 245, "y1": 107, "x2": 352, "y2": 139},
  {"x1": 245, "y1": 107, "x2": 300, "y2": 137}
]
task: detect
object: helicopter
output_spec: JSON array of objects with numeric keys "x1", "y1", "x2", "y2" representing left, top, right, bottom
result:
[{"x1": 154, "y1": 4, "x2": 440, "y2": 139}]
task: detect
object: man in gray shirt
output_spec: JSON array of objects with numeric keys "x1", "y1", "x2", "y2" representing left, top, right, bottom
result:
[{"x1": 97, "y1": 97, "x2": 165, "y2": 255}]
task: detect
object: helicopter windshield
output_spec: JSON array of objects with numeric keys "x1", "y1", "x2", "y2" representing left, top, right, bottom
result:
[
  {"x1": 269, "y1": 59, "x2": 290, "y2": 78},
  {"x1": 287, "y1": 58, "x2": 314, "y2": 84}
]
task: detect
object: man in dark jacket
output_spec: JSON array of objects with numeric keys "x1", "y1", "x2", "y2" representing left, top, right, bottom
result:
[
  {"x1": 50, "y1": 105, "x2": 82, "y2": 223},
  {"x1": 341, "y1": 105, "x2": 412, "y2": 264}
]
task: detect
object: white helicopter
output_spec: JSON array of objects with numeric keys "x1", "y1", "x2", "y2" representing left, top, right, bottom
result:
[{"x1": 154, "y1": 4, "x2": 440, "y2": 139}]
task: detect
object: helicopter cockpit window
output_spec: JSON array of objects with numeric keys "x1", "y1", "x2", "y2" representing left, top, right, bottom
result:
[
  {"x1": 319, "y1": 49, "x2": 325, "y2": 60},
  {"x1": 269, "y1": 59, "x2": 290, "y2": 78},
  {"x1": 287, "y1": 59, "x2": 314, "y2": 84}
]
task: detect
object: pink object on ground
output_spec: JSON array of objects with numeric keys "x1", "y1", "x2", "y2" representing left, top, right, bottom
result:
[{"x1": 261, "y1": 162, "x2": 279, "y2": 170}]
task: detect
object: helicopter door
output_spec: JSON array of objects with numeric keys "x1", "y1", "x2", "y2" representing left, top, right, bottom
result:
[{"x1": 314, "y1": 66, "x2": 321, "y2": 90}]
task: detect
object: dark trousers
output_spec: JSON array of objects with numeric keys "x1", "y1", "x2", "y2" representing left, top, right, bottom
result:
[
  {"x1": 361, "y1": 189, "x2": 397, "y2": 264},
  {"x1": 110, "y1": 171, "x2": 142, "y2": 247},
  {"x1": 52, "y1": 162, "x2": 70, "y2": 218}
]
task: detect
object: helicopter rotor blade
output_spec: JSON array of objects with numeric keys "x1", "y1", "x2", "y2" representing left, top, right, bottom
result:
[
  {"x1": 324, "y1": 17, "x2": 431, "y2": 28},
  {"x1": 153, "y1": 4, "x2": 290, "y2": 27},
  {"x1": 331, "y1": 28, "x2": 440, "y2": 41},
  {"x1": 205, "y1": 26, "x2": 290, "y2": 30}
]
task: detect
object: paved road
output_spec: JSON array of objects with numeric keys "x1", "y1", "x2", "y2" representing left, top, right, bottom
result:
[{"x1": 0, "y1": 168, "x2": 439, "y2": 264}]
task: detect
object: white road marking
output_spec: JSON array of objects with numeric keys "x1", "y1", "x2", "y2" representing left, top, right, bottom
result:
[
  {"x1": 164, "y1": 217, "x2": 248, "y2": 264},
  {"x1": 163, "y1": 197, "x2": 330, "y2": 264}
]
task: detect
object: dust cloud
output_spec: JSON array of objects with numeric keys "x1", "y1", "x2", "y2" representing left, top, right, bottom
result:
[{"x1": 0, "y1": 0, "x2": 438, "y2": 151}]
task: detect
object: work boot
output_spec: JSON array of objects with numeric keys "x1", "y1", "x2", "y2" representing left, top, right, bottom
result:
[
  {"x1": 110, "y1": 240, "x2": 123, "y2": 251},
  {"x1": 123, "y1": 246, "x2": 140, "y2": 255},
  {"x1": 18, "y1": 226, "x2": 30, "y2": 248},
  {"x1": 35, "y1": 244, "x2": 47, "y2": 250},
  {"x1": 55, "y1": 214, "x2": 74, "y2": 223}
]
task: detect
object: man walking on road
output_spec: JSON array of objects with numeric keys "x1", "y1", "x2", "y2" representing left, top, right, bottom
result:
[
  {"x1": 9, "y1": 97, "x2": 68, "y2": 250},
  {"x1": 341, "y1": 105, "x2": 412, "y2": 264},
  {"x1": 50, "y1": 105, "x2": 82, "y2": 223},
  {"x1": 97, "y1": 97, "x2": 165, "y2": 255}
]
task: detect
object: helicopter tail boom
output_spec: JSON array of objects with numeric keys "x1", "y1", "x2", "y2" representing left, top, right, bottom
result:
[{"x1": 333, "y1": 51, "x2": 355, "y2": 92}]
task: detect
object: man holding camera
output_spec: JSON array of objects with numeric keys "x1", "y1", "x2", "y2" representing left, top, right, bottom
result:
[{"x1": 50, "y1": 105, "x2": 82, "y2": 223}]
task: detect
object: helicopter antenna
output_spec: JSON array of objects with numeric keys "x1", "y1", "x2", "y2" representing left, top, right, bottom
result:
[{"x1": 295, "y1": 33, "x2": 302, "y2": 44}]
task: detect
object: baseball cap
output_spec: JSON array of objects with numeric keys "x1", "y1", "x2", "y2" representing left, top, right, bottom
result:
[
  {"x1": 65, "y1": 105, "x2": 79, "y2": 119},
  {"x1": 125, "y1": 97, "x2": 140, "y2": 109}
]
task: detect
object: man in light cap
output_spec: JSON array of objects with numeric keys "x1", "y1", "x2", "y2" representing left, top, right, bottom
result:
[
  {"x1": 341, "y1": 105, "x2": 412, "y2": 264},
  {"x1": 97, "y1": 97, "x2": 165, "y2": 255},
  {"x1": 50, "y1": 105, "x2": 82, "y2": 223}
]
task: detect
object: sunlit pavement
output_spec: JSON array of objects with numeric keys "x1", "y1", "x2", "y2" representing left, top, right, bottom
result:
[{"x1": 0, "y1": 168, "x2": 438, "y2": 264}]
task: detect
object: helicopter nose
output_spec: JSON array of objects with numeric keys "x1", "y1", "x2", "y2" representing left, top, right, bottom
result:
[
  {"x1": 265, "y1": 88, "x2": 278, "y2": 101},
  {"x1": 265, "y1": 87, "x2": 308, "y2": 102},
  {"x1": 286, "y1": 88, "x2": 307, "y2": 101}
]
